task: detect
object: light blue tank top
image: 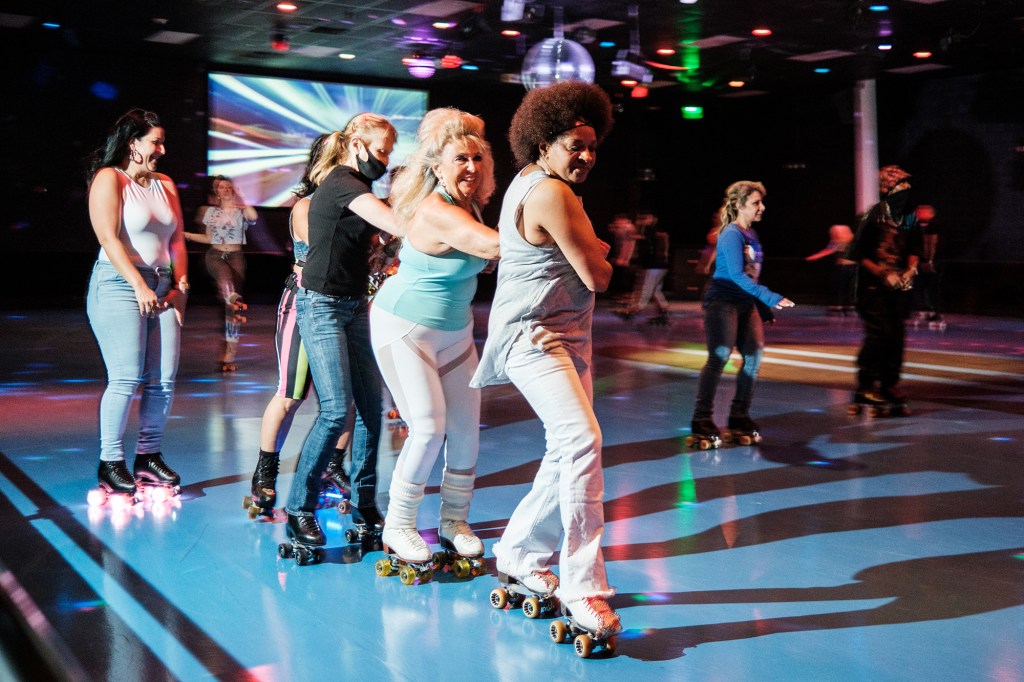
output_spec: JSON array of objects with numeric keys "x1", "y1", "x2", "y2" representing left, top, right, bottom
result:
[{"x1": 372, "y1": 192, "x2": 486, "y2": 331}]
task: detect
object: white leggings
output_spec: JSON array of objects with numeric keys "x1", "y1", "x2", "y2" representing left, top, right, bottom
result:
[{"x1": 370, "y1": 306, "x2": 480, "y2": 484}]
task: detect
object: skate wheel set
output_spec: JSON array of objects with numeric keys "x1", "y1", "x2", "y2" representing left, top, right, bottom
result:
[
  {"x1": 278, "y1": 540, "x2": 324, "y2": 566},
  {"x1": 242, "y1": 495, "x2": 274, "y2": 520},
  {"x1": 549, "y1": 618, "x2": 617, "y2": 659},
  {"x1": 344, "y1": 524, "x2": 382, "y2": 550},
  {"x1": 721, "y1": 430, "x2": 762, "y2": 446},
  {"x1": 488, "y1": 576, "x2": 559, "y2": 619},
  {"x1": 375, "y1": 555, "x2": 434, "y2": 585},
  {"x1": 431, "y1": 549, "x2": 486, "y2": 579},
  {"x1": 684, "y1": 434, "x2": 722, "y2": 451}
]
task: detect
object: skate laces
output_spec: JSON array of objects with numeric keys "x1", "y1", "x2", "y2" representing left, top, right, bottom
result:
[
  {"x1": 388, "y1": 527, "x2": 428, "y2": 548},
  {"x1": 575, "y1": 597, "x2": 622, "y2": 636},
  {"x1": 440, "y1": 519, "x2": 475, "y2": 540},
  {"x1": 521, "y1": 570, "x2": 559, "y2": 596}
]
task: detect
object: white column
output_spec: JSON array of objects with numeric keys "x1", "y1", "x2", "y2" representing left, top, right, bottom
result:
[{"x1": 853, "y1": 79, "x2": 879, "y2": 215}]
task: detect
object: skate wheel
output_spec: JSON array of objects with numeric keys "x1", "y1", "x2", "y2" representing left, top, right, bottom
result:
[
  {"x1": 242, "y1": 496, "x2": 252, "y2": 510},
  {"x1": 374, "y1": 558, "x2": 392, "y2": 577},
  {"x1": 684, "y1": 436, "x2": 695, "y2": 448},
  {"x1": 721, "y1": 432, "x2": 733, "y2": 444},
  {"x1": 489, "y1": 587, "x2": 508, "y2": 609},
  {"x1": 739, "y1": 435, "x2": 753, "y2": 446},
  {"x1": 149, "y1": 486, "x2": 169, "y2": 503},
  {"x1": 574, "y1": 633, "x2": 594, "y2": 658},
  {"x1": 453, "y1": 558, "x2": 472, "y2": 579},
  {"x1": 278, "y1": 543, "x2": 293, "y2": 559},
  {"x1": 398, "y1": 565, "x2": 417, "y2": 585},
  {"x1": 522, "y1": 596, "x2": 540, "y2": 619},
  {"x1": 550, "y1": 620, "x2": 569, "y2": 644},
  {"x1": 345, "y1": 528, "x2": 358, "y2": 543},
  {"x1": 336, "y1": 499, "x2": 351, "y2": 515},
  {"x1": 431, "y1": 551, "x2": 448, "y2": 570},
  {"x1": 604, "y1": 635, "x2": 618, "y2": 654},
  {"x1": 247, "y1": 503, "x2": 260, "y2": 520},
  {"x1": 87, "y1": 489, "x2": 107, "y2": 507}
]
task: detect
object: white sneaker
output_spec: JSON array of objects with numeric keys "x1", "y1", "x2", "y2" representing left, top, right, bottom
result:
[
  {"x1": 564, "y1": 597, "x2": 622, "y2": 639},
  {"x1": 438, "y1": 519, "x2": 483, "y2": 557},
  {"x1": 382, "y1": 526, "x2": 431, "y2": 562}
]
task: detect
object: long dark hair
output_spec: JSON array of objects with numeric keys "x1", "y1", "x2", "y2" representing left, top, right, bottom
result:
[
  {"x1": 294, "y1": 133, "x2": 329, "y2": 199},
  {"x1": 87, "y1": 108, "x2": 161, "y2": 186}
]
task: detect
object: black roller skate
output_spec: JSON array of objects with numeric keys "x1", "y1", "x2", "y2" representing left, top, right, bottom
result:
[
  {"x1": 489, "y1": 570, "x2": 560, "y2": 619},
  {"x1": 88, "y1": 460, "x2": 140, "y2": 509},
  {"x1": 549, "y1": 597, "x2": 622, "y2": 658},
  {"x1": 685, "y1": 418, "x2": 722, "y2": 450},
  {"x1": 880, "y1": 387, "x2": 911, "y2": 417},
  {"x1": 432, "y1": 520, "x2": 486, "y2": 580},
  {"x1": 723, "y1": 415, "x2": 763, "y2": 446},
  {"x1": 133, "y1": 453, "x2": 180, "y2": 503},
  {"x1": 345, "y1": 505, "x2": 384, "y2": 549},
  {"x1": 319, "y1": 450, "x2": 352, "y2": 514},
  {"x1": 848, "y1": 389, "x2": 891, "y2": 417},
  {"x1": 243, "y1": 450, "x2": 279, "y2": 519},
  {"x1": 375, "y1": 527, "x2": 435, "y2": 585},
  {"x1": 647, "y1": 312, "x2": 670, "y2": 326},
  {"x1": 278, "y1": 513, "x2": 326, "y2": 566}
]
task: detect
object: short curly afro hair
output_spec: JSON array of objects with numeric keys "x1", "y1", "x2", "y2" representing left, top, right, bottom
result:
[{"x1": 508, "y1": 81, "x2": 614, "y2": 168}]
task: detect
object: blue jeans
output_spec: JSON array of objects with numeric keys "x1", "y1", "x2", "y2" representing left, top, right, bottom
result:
[
  {"x1": 87, "y1": 260, "x2": 180, "y2": 462},
  {"x1": 286, "y1": 289, "x2": 382, "y2": 516},
  {"x1": 693, "y1": 298, "x2": 764, "y2": 421}
]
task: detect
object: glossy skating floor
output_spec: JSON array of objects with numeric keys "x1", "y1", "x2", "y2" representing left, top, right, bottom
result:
[{"x1": 1, "y1": 300, "x2": 1023, "y2": 681}]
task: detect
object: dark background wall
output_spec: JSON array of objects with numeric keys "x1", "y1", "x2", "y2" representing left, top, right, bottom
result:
[{"x1": 2, "y1": 30, "x2": 1021, "y2": 315}]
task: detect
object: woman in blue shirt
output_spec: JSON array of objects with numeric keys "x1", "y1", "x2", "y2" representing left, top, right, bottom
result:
[{"x1": 689, "y1": 181, "x2": 794, "y2": 448}]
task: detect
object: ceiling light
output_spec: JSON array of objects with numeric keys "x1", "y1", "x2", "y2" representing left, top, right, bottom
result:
[
  {"x1": 621, "y1": 79, "x2": 638, "y2": 86},
  {"x1": 403, "y1": 56, "x2": 436, "y2": 78},
  {"x1": 656, "y1": 48, "x2": 675, "y2": 56},
  {"x1": 814, "y1": 67, "x2": 830, "y2": 73},
  {"x1": 460, "y1": 64, "x2": 479, "y2": 71},
  {"x1": 868, "y1": 4, "x2": 889, "y2": 11},
  {"x1": 501, "y1": 29, "x2": 521, "y2": 37},
  {"x1": 501, "y1": 0, "x2": 526, "y2": 22},
  {"x1": 271, "y1": 31, "x2": 289, "y2": 51},
  {"x1": 751, "y1": 28, "x2": 772, "y2": 37},
  {"x1": 433, "y1": 21, "x2": 455, "y2": 29},
  {"x1": 338, "y1": 53, "x2": 356, "y2": 60},
  {"x1": 681, "y1": 105, "x2": 704, "y2": 120},
  {"x1": 913, "y1": 51, "x2": 933, "y2": 59},
  {"x1": 631, "y1": 85, "x2": 649, "y2": 98},
  {"x1": 440, "y1": 54, "x2": 463, "y2": 69},
  {"x1": 599, "y1": 41, "x2": 616, "y2": 48},
  {"x1": 276, "y1": 2, "x2": 298, "y2": 12},
  {"x1": 877, "y1": 43, "x2": 893, "y2": 50},
  {"x1": 728, "y1": 80, "x2": 745, "y2": 87}
]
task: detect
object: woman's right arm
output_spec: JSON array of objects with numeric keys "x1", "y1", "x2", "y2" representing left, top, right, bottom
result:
[
  {"x1": 186, "y1": 206, "x2": 213, "y2": 244},
  {"x1": 349, "y1": 193, "x2": 403, "y2": 237},
  {"x1": 524, "y1": 180, "x2": 611, "y2": 292},
  {"x1": 88, "y1": 168, "x2": 159, "y2": 313}
]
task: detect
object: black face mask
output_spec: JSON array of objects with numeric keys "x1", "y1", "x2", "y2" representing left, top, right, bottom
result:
[{"x1": 356, "y1": 150, "x2": 388, "y2": 182}]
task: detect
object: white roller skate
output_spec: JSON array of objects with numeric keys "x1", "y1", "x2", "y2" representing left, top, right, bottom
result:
[
  {"x1": 376, "y1": 527, "x2": 434, "y2": 585},
  {"x1": 549, "y1": 596, "x2": 622, "y2": 658},
  {"x1": 489, "y1": 570, "x2": 560, "y2": 619},
  {"x1": 432, "y1": 520, "x2": 486, "y2": 579}
]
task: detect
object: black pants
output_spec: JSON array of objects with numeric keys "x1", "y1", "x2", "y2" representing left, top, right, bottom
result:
[{"x1": 855, "y1": 285, "x2": 908, "y2": 390}]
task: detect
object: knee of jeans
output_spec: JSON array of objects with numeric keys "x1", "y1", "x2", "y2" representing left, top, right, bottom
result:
[
  {"x1": 108, "y1": 377, "x2": 143, "y2": 395},
  {"x1": 708, "y1": 344, "x2": 731, "y2": 368}
]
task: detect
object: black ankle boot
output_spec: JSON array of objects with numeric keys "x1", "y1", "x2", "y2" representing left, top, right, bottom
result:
[
  {"x1": 98, "y1": 460, "x2": 138, "y2": 495},
  {"x1": 353, "y1": 505, "x2": 384, "y2": 530},
  {"x1": 251, "y1": 450, "x2": 280, "y2": 508},
  {"x1": 286, "y1": 513, "x2": 326, "y2": 546},
  {"x1": 133, "y1": 453, "x2": 180, "y2": 486},
  {"x1": 323, "y1": 449, "x2": 351, "y2": 493}
]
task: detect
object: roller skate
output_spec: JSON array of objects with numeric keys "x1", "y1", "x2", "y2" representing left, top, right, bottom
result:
[
  {"x1": 880, "y1": 387, "x2": 911, "y2": 417},
  {"x1": 132, "y1": 453, "x2": 180, "y2": 503},
  {"x1": 220, "y1": 340, "x2": 239, "y2": 373},
  {"x1": 927, "y1": 313, "x2": 946, "y2": 331},
  {"x1": 432, "y1": 520, "x2": 486, "y2": 580},
  {"x1": 319, "y1": 450, "x2": 352, "y2": 514},
  {"x1": 87, "y1": 460, "x2": 140, "y2": 509},
  {"x1": 345, "y1": 505, "x2": 384, "y2": 550},
  {"x1": 848, "y1": 389, "x2": 891, "y2": 417},
  {"x1": 685, "y1": 418, "x2": 722, "y2": 450},
  {"x1": 647, "y1": 312, "x2": 670, "y2": 326},
  {"x1": 278, "y1": 513, "x2": 326, "y2": 566},
  {"x1": 375, "y1": 527, "x2": 434, "y2": 585},
  {"x1": 243, "y1": 450, "x2": 278, "y2": 519},
  {"x1": 722, "y1": 415, "x2": 763, "y2": 446},
  {"x1": 549, "y1": 597, "x2": 622, "y2": 658},
  {"x1": 489, "y1": 570, "x2": 560, "y2": 619}
]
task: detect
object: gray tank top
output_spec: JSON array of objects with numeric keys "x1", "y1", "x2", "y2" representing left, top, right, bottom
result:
[{"x1": 471, "y1": 168, "x2": 594, "y2": 387}]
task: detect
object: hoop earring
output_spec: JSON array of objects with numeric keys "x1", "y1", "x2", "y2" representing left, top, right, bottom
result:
[{"x1": 129, "y1": 147, "x2": 143, "y2": 164}]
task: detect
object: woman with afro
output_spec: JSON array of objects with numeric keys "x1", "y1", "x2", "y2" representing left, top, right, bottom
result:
[{"x1": 472, "y1": 81, "x2": 621, "y2": 642}]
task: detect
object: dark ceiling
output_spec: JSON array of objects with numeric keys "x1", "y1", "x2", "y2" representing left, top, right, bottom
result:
[{"x1": 4, "y1": 0, "x2": 1024, "y2": 95}]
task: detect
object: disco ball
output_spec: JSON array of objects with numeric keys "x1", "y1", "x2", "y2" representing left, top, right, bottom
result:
[{"x1": 520, "y1": 37, "x2": 595, "y2": 91}]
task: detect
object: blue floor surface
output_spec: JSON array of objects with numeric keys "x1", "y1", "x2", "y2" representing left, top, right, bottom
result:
[{"x1": 1, "y1": 302, "x2": 1022, "y2": 681}]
